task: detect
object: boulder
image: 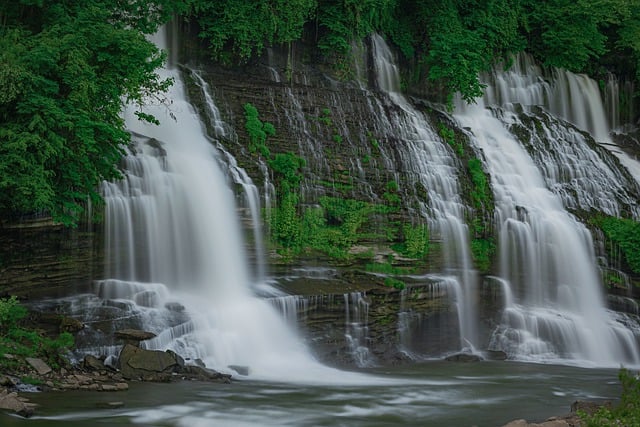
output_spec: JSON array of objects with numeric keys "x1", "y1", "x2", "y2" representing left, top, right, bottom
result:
[
  {"x1": 0, "y1": 388, "x2": 36, "y2": 417},
  {"x1": 83, "y1": 354, "x2": 107, "y2": 371},
  {"x1": 182, "y1": 365, "x2": 232, "y2": 383},
  {"x1": 117, "y1": 344, "x2": 179, "y2": 381}
]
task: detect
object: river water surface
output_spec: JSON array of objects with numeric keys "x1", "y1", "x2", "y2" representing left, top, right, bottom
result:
[{"x1": 0, "y1": 361, "x2": 620, "y2": 427}]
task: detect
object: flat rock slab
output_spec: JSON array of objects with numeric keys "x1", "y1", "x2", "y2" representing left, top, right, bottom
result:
[
  {"x1": 25, "y1": 357, "x2": 52, "y2": 375},
  {"x1": 114, "y1": 329, "x2": 157, "y2": 342}
]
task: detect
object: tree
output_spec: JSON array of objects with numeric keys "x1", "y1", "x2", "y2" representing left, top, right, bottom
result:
[{"x1": 0, "y1": 1, "x2": 187, "y2": 225}]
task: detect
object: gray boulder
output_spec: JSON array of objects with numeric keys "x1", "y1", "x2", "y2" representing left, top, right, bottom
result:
[{"x1": 117, "y1": 344, "x2": 179, "y2": 382}]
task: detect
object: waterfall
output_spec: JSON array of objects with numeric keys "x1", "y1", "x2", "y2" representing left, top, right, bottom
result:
[
  {"x1": 96, "y1": 29, "x2": 377, "y2": 383},
  {"x1": 370, "y1": 34, "x2": 478, "y2": 350},
  {"x1": 483, "y1": 53, "x2": 640, "y2": 184},
  {"x1": 455, "y1": 69, "x2": 640, "y2": 365}
]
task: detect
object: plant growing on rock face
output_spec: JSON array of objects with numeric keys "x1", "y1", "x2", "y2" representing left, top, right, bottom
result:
[
  {"x1": 244, "y1": 103, "x2": 274, "y2": 157},
  {"x1": 594, "y1": 216, "x2": 640, "y2": 276},
  {"x1": 0, "y1": 296, "x2": 74, "y2": 372}
]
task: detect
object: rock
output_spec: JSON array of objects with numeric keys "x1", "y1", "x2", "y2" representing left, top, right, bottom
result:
[
  {"x1": 25, "y1": 357, "x2": 52, "y2": 375},
  {"x1": 166, "y1": 350, "x2": 185, "y2": 369},
  {"x1": 117, "y1": 344, "x2": 179, "y2": 381},
  {"x1": 444, "y1": 352, "x2": 483, "y2": 362},
  {"x1": 60, "y1": 316, "x2": 84, "y2": 333},
  {"x1": 0, "y1": 376, "x2": 17, "y2": 387},
  {"x1": 164, "y1": 302, "x2": 185, "y2": 312},
  {"x1": 84, "y1": 354, "x2": 107, "y2": 371},
  {"x1": 182, "y1": 365, "x2": 232, "y2": 383},
  {"x1": 100, "y1": 384, "x2": 118, "y2": 392},
  {"x1": 114, "y1": 382, "x2": 129, "y2": 391},
  {"x1": 0, "y1": 388, "x2": 36, "y2": 417},
  {"x1": 114, "y1": 329, "x2": 157, "y2": 347},
  {"x1": 485, "y1": 350, "x2": 508, "y2": 360}
]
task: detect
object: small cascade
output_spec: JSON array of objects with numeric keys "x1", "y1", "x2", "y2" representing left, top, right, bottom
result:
[
  {"x1": 454, "y1": 95, "x2": 640, "y2": 366},
  {"x1": 370, "y1": 34, "x2": 478, "y2": 349},
  {"x1": 483, "y1": 53, "x2": 640, "y2": 184},
  {"x1": 397, "y1": 278, "x2": 464, "y2": 357},
  {"x1": 344, "y1": 292, "x2": 373, "y2": 367}
]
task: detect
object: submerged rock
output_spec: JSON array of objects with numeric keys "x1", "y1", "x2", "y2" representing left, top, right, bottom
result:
[{"x1": 444, "y1": 352, "x2": 483, "y2": 363}]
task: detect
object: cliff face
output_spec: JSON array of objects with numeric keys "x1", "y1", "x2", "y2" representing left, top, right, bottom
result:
[
  {"x1": 2, "y1": 31, "x2": 640, "y2": 366},
  {"x1": 0, "y1": 219, "x2": 102, "y2": 299}
]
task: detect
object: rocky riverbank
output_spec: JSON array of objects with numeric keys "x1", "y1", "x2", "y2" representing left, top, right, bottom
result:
[{"x1": 0, "y1": 328, "x2": 232, "y2": 418}]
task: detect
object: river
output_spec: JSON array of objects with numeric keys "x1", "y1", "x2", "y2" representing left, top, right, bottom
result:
[{"x1": 0, "y1": 361, "x2": 620, "y2": 427}]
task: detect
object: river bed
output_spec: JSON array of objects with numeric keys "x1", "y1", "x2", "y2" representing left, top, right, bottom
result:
[{"x1": 0, "y1": 361, "x2": 620, "y2": 427}]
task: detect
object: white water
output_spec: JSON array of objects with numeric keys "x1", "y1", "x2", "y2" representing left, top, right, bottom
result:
[
  {"x1": 483, "y1": 53, "x2": 640, "y2": 184},
  {"x1": 98, "y1": 30, "x2": 384, "y2": 384},
  {"x1": 454, "y1": 97, "x2": 640, "y2": 366},
  {"x1": 370, "y1": 34, "x2": 478, "y2": 350}
]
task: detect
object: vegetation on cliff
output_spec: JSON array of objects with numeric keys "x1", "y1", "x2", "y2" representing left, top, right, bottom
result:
[
  {"x1": 0, "y1": 296, "x2": 74, "y2": 374},
  {"x1": 2, "y1": 0, "x2": 638, "y2": 224}
]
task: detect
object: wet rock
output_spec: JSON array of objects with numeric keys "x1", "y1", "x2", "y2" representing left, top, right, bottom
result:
[
  {"x1": 485, "y1": 350, "x2": 508, "y2": 360},
  {"x1": 164, "y1": 302, "x2": 185, "y2": 312},
  {"x1": 0, "y1": 376, "x2": 17, "y2": 387},
  {"x1": 60, "y1": 316, "x2": 84, "y2": 333},
  {"x1": 117, "y1": 344, "x2": 179, "y2": 381},
  {"x1": 25, "y1": 357, "x2": 52, "y2": 375},
  {"x1": 182, "y1": 365, "x2": 232, "y2": 383},
  {"x1": 0, "y1": 388, "x2": 36, "y2": 417},
  {"x1": 444, "y1": 352, "x2": 483, "y2": 362},
  {"x1": 83, "y1": 354, "x2": 107, "y2": 371},
  {"x1": 114, "y1": 329, "x2": 157, "y2": 347}
]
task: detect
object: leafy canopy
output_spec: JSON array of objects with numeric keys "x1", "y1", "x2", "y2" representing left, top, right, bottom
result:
[{"x1": 0, "y1": 0, "x2": 187, "y2": 225}]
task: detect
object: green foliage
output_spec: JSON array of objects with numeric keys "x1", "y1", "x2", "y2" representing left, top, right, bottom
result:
[
  {"x1": 595, "y1": 216, "x2": 640, "y2": 275},
  {"x1": 365, "y1": 262, "x2": 408, "y2": 275},
  {"x1": 0, "y1": 1, "x2": 178, "y2": 225},
  {"x1": 384, "y1": 276, "x2": 406, "y2": 290},
  {"x1": 271, "y1": 191, "x2": 301, "y2": 251},
  {"x1": 468, "y1": 158, "x2": 489, "y2": 208},
  {"x1": 0, "y1": 297, "x2": 75, "y2": 371},
  {"x1": 392, "y1": 224, "x2": 430, "y2": 259},
  {"x1": 580, "y1": 368, "x2": 640, "y2": 426},
  {"x1": 244, "y1": 103, "x2": 274, "y2": 157},
  {"x1": 316, "y1": 0, "x2": 397, "y2": 56},
  {"x1": 192, "y1": 0, "x2": 316, "y2": 63},
  {"x1": 0, "y1": 296, "x2": 27, "y2": 332},
  {"x1": 471, "y1": 238, "x2": 495, "y2": 273},
  {"x1": 439, "y1": 124, "x2": 464, "y2": 155}
]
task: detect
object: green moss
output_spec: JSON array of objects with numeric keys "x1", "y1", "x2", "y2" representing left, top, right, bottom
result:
[
  {"x1": 593, "y1": 216, "x2": 640, "y2": 276},
  {"x1": 384, "y1": 277, "x2": 406, "y2": 290}
]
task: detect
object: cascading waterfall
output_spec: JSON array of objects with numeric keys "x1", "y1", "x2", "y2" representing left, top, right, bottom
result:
[
  {"x1": 455, "y1": 65, "x2": 640, "y2": 365},
  {"x1": 370, "y1": 34, "x2": 478, "y2": 350},
  {"x1": 96, "y1": 29, "x2": 377, "y2": 383},
  {"x1": 483, "y1": 53, "x2": 640, "y2": 183},
  {"x1": 344, "y1": 292, "x2": 373, "y2": 367}
]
